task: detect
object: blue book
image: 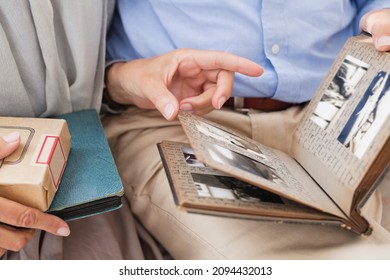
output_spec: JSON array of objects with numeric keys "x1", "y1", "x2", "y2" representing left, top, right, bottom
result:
[{"x1": 48, "y1": 109, "x2": 124, "y2": 221}]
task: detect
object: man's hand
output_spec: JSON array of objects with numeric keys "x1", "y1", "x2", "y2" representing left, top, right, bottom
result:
[
  {"x1": 106, "y1": 49, "x2": 264, "y2": 120},
  {"x1": 0, "y1": 132, "x2": 70, "y2": 257},
  {"x1": 360, "y1": 8, "x2": 390, "y2": 52}
]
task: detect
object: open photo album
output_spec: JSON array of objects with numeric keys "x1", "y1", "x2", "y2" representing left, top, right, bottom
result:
[{"x1": 157, "y1": 34, "x2": 390, "y2": 235}]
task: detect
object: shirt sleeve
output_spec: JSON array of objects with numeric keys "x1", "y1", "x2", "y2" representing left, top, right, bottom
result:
[{"x1": 100, "y1": 60, "x2": 131, "y2": 115}]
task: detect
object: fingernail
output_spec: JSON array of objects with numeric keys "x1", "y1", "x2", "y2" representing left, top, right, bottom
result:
[
  {"x1": 217, "y1": 97, "x2": 227, "y2": 109},
  {"x1": 163, "y1": 103, "x2": 175, "y2": 120},
  {"x1": 376, "y1": 36, "x2": 390, "y2": 47},
  {"x1": 2, "y1": 132, "x2": 20, "y2": 143},
  {"x1": 180, "y1": 103, "x2": 193, "y2": 111},
  {"x1": 57, "y1": 227, "x2": 70, "y2": 237}
]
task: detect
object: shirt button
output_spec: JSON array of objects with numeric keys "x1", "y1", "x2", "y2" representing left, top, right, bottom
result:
[{"x1": 271, "y1": 44, "x2": 280, "y2": 55}]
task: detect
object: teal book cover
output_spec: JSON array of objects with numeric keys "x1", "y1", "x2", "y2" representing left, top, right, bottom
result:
[{"x1": 48, "y1": 109, "x2": 123, "y2": 221}]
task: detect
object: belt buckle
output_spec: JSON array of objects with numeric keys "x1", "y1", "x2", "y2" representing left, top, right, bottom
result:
[{"x1": 233, "y1": 97, "x2": 250, "y2": 113}]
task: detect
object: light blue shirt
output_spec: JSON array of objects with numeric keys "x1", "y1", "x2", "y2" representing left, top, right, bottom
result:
[{"x1": 107, "y1": 0, "x2": 389, "y2": 103}]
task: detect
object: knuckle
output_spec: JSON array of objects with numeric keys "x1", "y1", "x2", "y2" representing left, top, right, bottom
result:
[{"x1": 17, "y1": 208, "x2": 38, "y2": 228}]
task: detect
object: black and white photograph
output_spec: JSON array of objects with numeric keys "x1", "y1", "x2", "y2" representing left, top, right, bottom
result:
[
  {"x1": 191, "y1": 173, "x2": 285, "y2": 204},
  {"x1": 311, "y1": 55, "x2": 370, "y2": 129},
  {"x1": 204, "y1": 142, "x2": 285, "y2": 186},
  {"x1": 194, "y1": 119, "x2": 267, "y2": 160},
  {"x1": 182, "y1": 146, "x2": 205, "y2": 167},
  {"x1": 338, "y1": 71, "x2": 390, "y2": 158}
]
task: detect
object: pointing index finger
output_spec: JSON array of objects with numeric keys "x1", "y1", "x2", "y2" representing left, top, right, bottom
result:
[{"x1": 178, "y1": 49, "x2": 264, "y2": 77}]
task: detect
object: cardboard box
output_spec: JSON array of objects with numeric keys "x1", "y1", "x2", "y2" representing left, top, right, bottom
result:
[{"x1": 0, "y1": 116, "x2": 71, "y2": 211}]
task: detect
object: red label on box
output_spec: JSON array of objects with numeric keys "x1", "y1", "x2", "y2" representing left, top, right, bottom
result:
[{"x1": 36, "y1": 136, "x2": 66, "y2": 189}]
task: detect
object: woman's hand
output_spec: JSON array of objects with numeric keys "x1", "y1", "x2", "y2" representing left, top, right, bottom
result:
[
  {"x1": 0, "y1": 132, "x2": 20, "y2": 159},
  {"x1": 0, "y1": 132, "x2": 70, "y2": 257},
  {"x1": 106, "y1": 49, "x2": 264, "y2": 120}
]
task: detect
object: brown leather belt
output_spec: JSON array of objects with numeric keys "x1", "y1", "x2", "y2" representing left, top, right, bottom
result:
[{"x1": 223, "y1": 97, "x2": 294, "y2": 112}]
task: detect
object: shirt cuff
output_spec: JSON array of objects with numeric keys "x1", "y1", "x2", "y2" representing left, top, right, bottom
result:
[{"x1": 101, "y1": 59, "x2": 130, "y2": 114}]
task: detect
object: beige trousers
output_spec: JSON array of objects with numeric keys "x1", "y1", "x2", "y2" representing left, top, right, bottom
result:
[{"x1": 102, "y1": 106, "x2": 390, "y2": 259}]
